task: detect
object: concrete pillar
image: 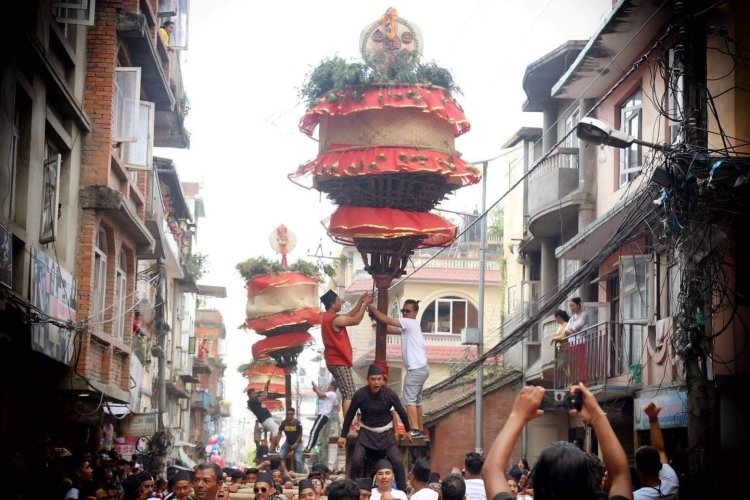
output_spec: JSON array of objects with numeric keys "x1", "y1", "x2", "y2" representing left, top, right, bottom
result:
[
  {"x1": 578, "y1": 98, "x2": 597, "y2": 230},
  {"x1": 540, "y1": 238, "x2": 558, "y2": 296},
  {"x1": 542, "y1": 103, "x2": 558, "y2": 154}
]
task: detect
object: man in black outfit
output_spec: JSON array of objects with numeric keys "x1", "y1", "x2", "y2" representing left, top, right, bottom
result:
[{"x1": 338, "y1": 364, "x2": 413, "y2": 490}]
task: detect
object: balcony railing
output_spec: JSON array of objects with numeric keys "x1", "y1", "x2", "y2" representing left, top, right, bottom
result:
[
  {"x1": 406, "y1": 257, "x2": 501, "y2": 271},
  {"x1": 529, "y1": 147, "x2": 579, "y2": 182},
  {"x1": 553, "y1": 321, "x2": 646, "y2": 389},
  {"x1": 386, "y1": 332, "x2": 463, "y2": 346}
]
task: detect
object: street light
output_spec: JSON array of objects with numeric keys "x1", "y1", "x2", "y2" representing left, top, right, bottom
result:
[{"x1": 576, "y1": 117, "x2": 670, "y2": 151}]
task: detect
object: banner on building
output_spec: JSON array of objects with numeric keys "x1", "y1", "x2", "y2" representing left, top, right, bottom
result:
[
  {"x1": 30, "y1": 247, "x2": 77, "y2": 365},
  {"x1": 127, "y1": 412, "x2": 158, "y2": 437},
  {"x1": 634, "y1": 390, "x2": 687, "y2": 430}
]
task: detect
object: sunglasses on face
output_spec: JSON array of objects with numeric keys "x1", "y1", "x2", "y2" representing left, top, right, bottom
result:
[
  {"x1": 400, "y1": 309, "x2": 412, "y2": 314},
  {"x1": 311, "y1": 480, "x2": 323, "y2": 486},
  {"x1": 254, "y1": 487, "x2": 268, "y2": 493}
]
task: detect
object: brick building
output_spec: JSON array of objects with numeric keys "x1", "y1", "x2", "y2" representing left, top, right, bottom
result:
[{"x1": 422, "y1": 371, "x2": 523, "y2": 478}]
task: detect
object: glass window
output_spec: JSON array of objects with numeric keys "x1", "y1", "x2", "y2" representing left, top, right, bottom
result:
[
  {"x1": 113, "y1": 68, "x2": 142, "y2": 143},
  {"x1": 52, "y1": 0, "x2": 96, "y2": 26},
  {"x1": 620, "y1": 256, "x2": 650, "y2": 372},
  {"x1": 92, "y1": 227, "x2": 108, "y2": 330},
  {"x1": 123, "y1": 102, "x2": 155, "y2": 170},
  {"x1": 564, "y1": 109, "x2": 580, "y2": 148},
  {"x1": 619, "y1": 90, "x2": 643, "y2": 186},
  {"x1": 114, "y1": 250, "x2": 128, "y2": 341},
  {"x1": 420, "y1": 296, "x2": 478, "y2": 334}
]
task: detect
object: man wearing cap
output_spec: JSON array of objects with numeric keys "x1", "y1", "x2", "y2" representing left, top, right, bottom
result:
[
  {"x1": 410, "y1": 458, "x2": 438, "y2": 500},
  {"x1": 339, "y1": 364, "x2": 413, "y2": 490},
  {"x1": 247, "y1": 379, "x2": 281, "y2": 449},
  {"x1": 299, "y1": 479, "x2": 320, "y2": 500},
  {"x1": 253, "y1": 471, "x2": 274, "y2": 500},
  {"x1": 355, "y1": 478, "x2": 373, "y2": 500},
  {"x1": 164, "y1": 470, "x2": 193, "y2": 500},
  {"x1": 304, "y1": 380, "x2": 338, "y2": 454},
  {"x1": 320, "y1": 290, "x2": 373, "y2": 416},
  {"x1": 368, "y1": 299, "x2": 429, "y2": 440},
  {"x1": 371, "y1": 459, "x2": 408, "y2": 500}
]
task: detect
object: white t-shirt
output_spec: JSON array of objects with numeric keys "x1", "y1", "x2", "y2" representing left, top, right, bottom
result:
[
  {"x1": 318, "y1": 391, "x2": 337, "y2": 417},
  {"x1": 371, "y1": 488, "x2": 408, "y2": 500},
  {"x1": 399, "y1": 318, "x2": 427, "y2": 369},
  {"x1": 633, "y1": 463, "x2": 679, "y2": 499},
  {"x1": 464, "y1": 478, "x2": 486, "y2": 500},
  {"x1": 411, "y1": 487, "x2": 439, "y2": 500}
]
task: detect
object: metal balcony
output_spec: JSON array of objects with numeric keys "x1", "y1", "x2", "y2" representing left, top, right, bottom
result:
[{"x1": 553, "y1": 321, "x2": 646, "y2": 390}]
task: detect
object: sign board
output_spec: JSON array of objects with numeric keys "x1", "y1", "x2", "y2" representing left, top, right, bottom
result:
[
  {"x1": 634, "y1": 390, "x2": 687, "y2": 430},
  {"x1": 114, "y1": 436, "x2": 138, "y2": 461},
  {"x1": 30, "y1": 247, "x2": 77, "y2": 365},
  {"x1": 127, "y1": 412, "x2": 158, "y2": 437}
]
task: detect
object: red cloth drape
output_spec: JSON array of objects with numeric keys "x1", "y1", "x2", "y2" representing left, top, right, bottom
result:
[
  {"x1": 300, "y1": 85, "x2": 470, "y2": 137},
  {"x1": 245, "y1": 307, "x2": 321, "y2": 333},
  {"x1": 251, "y1": 331, "x2": 315, "y2": 360},
  {"x1": 324, "y1": 205, "x2": 457, "y2": 248},
  {"x1": 247, "y1": 272, "x2": 318, "y2": 298}
]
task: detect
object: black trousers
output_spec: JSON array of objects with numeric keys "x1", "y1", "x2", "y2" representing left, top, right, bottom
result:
[
  {"x1": 305, "y1": 414, "x2": 329, "y2": 450},
  {"x1": 349, "y1": 429, "x2": 406, "y2": 490}
]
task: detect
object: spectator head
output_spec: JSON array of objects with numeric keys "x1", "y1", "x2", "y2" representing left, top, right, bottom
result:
[
  {"x1": 271, "y1": 469, "x2": 283, "y2": 484},
  {"x1": 373, "y1": 459, "x2": 394, "y2": 490},
  {"x1": 507, "y1": 465, "x2": 523, "y2": 482},
  {"x1": 121, "y1": 475, "x2": 141, "y2": 500},
  {"x1": 554, "y1": 310, "x2": 570, "y2": 323},
  {"x1": 464, "y1": 452, "x2": 484, "y2": 477},
  {"x1": 529, "y1": 441, "x2": 596, "y2": 500},
  {"x1": 410, "y1": 458, "x2": 431, "y2": 483},
  {"x1": 327, "y1": 479, "x2": 360, "y2": 500},
  {"x1": 246, "y1": 468, "x2": 258, "y2": 483},
  {"x1": 285, "y1": 407, "x2": 296, "y2": 419},
  {"x1": 299, "y1": 479, "x2": 319, "y2": 500},
  {"x1": 193, "y1": 463, "x2": 222, "y2": 500},
  {"x1": 269, "y1": 456, "x2": 282, "y2": 470},
  {"x1": 309, "y1": 474, "x2": 325, "y2": 495},
  {"x1": 569, "y1": 297, "x2": 582, "y2": 313},
  {"x1": 355, "y1": 478, "x2": 373, "y2": 500},
  {"x1": 310, "y1": 462, "x2": 331, "y2": 478},
  {"x1": 439, "y1": 474, "x2": 465, "y2": 500},
  {"x1": 172, "y1": 471, "x2": 192, "y2": 500},
  {"x1": 504, "y1": 475, "x2": 518, "y2": 495},
  {"x1": 584, "y1": 453, "x2": 606, "y2": 491},
  {"x1": 634, "y1": 445, "x2": 662, "y2": 478},
  {"x1": 253, "y1": 472, "x2": 274, "y2": 500}
]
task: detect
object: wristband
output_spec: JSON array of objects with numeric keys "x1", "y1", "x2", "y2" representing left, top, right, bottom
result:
[{"x1": 589, "y1": 412, "x2": 607, "y2": 425}]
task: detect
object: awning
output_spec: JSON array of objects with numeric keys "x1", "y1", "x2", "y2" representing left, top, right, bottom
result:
[{"x1": 555, "y1": 183, "x2": 648, "y2": 260}]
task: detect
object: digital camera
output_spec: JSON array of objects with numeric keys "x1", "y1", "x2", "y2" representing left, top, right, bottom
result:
[{"x1": 540, "y1": 390, "x2": 582, "y2": 412}]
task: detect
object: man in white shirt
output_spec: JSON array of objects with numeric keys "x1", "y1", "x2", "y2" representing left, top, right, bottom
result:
[
  {"x1": 633, "y1": 402, "x2": 679, "y2": 499},
  {"x1": 410, "y1": 458, "x2": 438, "y2": 500},
  {"x1": 368, "y1": 299, "x2": 430, "y2": 440},
  {"x1": 463, "y1": 452, "x2": 486, "y2": 500},
  {"x1": 304, "y1": 380, "x2": 338, "y2": 454}
]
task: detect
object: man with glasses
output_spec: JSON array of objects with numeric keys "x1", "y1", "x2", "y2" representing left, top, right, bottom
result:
[
  {"x1": 253, "y1": 472, "x2": 274, "y2": 500},
  {"x1": 368, "y1": 299, "x2": 429, "y2": 439}
]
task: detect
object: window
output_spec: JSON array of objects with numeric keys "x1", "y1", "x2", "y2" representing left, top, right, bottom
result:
[
  {"x1": 113, "y1": 68, "x2": 142, "y2": 143},
  {"x1": 564, "y1": 109, "x2": 580, "y2": 148},
  {"x1": 92, "y1": 227, "x2": 108, "y2": 329},
  {"x1": 619, "y1": 256, "x2": 650, "y2": 372},
  {"x1": 619, "y1": 90, "x2": 643, "y2": 186},
  {"x1": 123, "y1": 102, "x2": 155, "y2": 170},
  {"x1": 158, "y1": 0, "x2": 190, "y2": 49},
  {"x1": 52, "y1": 0, "x2": 96, "y2": 26},
  {"x1": 420, "y1": 296, "x2": 478, "y2": 334},
  {"x1": 114, "y1": 249, "x2": 128, "y2": 341},
  {"x1": 40, "y1": 151, "x2": 61, "y2": 244}
]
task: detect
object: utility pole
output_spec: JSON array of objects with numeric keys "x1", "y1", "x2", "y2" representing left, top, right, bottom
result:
[
  {"x1": 475, "y1": 161, "x2": 488, "y2": 454},
  {"x1": 676, "y1": 0, "x2": 713, "y2": 492},
  {"x1": 154, "y1": 257, "x2": 168, "y2": 476}
]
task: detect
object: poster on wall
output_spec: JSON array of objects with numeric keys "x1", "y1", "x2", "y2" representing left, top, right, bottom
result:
[
  {"x1": 30, "y1": 247, "x2": 77, "y2": 365},
  {"x1": 0, "y1": 224, "x2": 11, "y2": 287},
  {"x1": 634, "y1": 390, "x2": 687, "y2": 430}
]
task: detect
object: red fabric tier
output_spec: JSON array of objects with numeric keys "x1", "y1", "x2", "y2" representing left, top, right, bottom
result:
[
  {"x1": 299, "y1": 85, "x2": 470, "y2": 137},
  {"x1": 244, "y1": 382, "x2": 286, "y2": 398},
  {"x1": 324, "y1": 205, "x2": 457, "y2": 248},
  {"x1": 291, "y1": 146, "x2": 480, "y2": 187},
  {"x1": 247, "y1": 272, "x2": 318, "y2": 298},
  {"x1": 245, "y1": 307, "x2": 321, "y2": 334},
  {"x1": 251, "y1": 331, "x2": 315, "y2": 360}
]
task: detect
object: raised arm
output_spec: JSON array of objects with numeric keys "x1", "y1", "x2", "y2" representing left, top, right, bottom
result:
[
  {"x1": 644, "y1": 402, "x2": 668, "y2": 463},
  {"x1": 571, "y1": 383, "x2": 632, "y2": 499},
  {"x1": 367, "y1": 305, "x2": 402, "y2": 329},
  {"x1": 332, "y1": 293, "x2": 373, "y2": 328},
  {"x1": 483, "y1": 386, "x2": 544, "y2": 498},
  {"x1": 312, "y1": 382, "x2": 326, "y2": 399}
]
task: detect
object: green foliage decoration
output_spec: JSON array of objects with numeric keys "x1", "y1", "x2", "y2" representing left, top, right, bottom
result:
[{"x1": 235, "y1": 256, "x2": 336, "y2": 284}]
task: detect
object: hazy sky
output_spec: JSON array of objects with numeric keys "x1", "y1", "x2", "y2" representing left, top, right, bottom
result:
[{"x1": 158, "y1": 0, "x2": 612, "y2": 425}]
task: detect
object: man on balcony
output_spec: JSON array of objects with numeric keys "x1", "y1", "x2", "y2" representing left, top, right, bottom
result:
[{"x1": 368, "y1": 299, "x2": 429, "y2": 440}]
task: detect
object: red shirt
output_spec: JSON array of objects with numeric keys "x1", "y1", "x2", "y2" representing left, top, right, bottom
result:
[{"x1": 321, "y1": 310, "x2": 353, "y2": 366}]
